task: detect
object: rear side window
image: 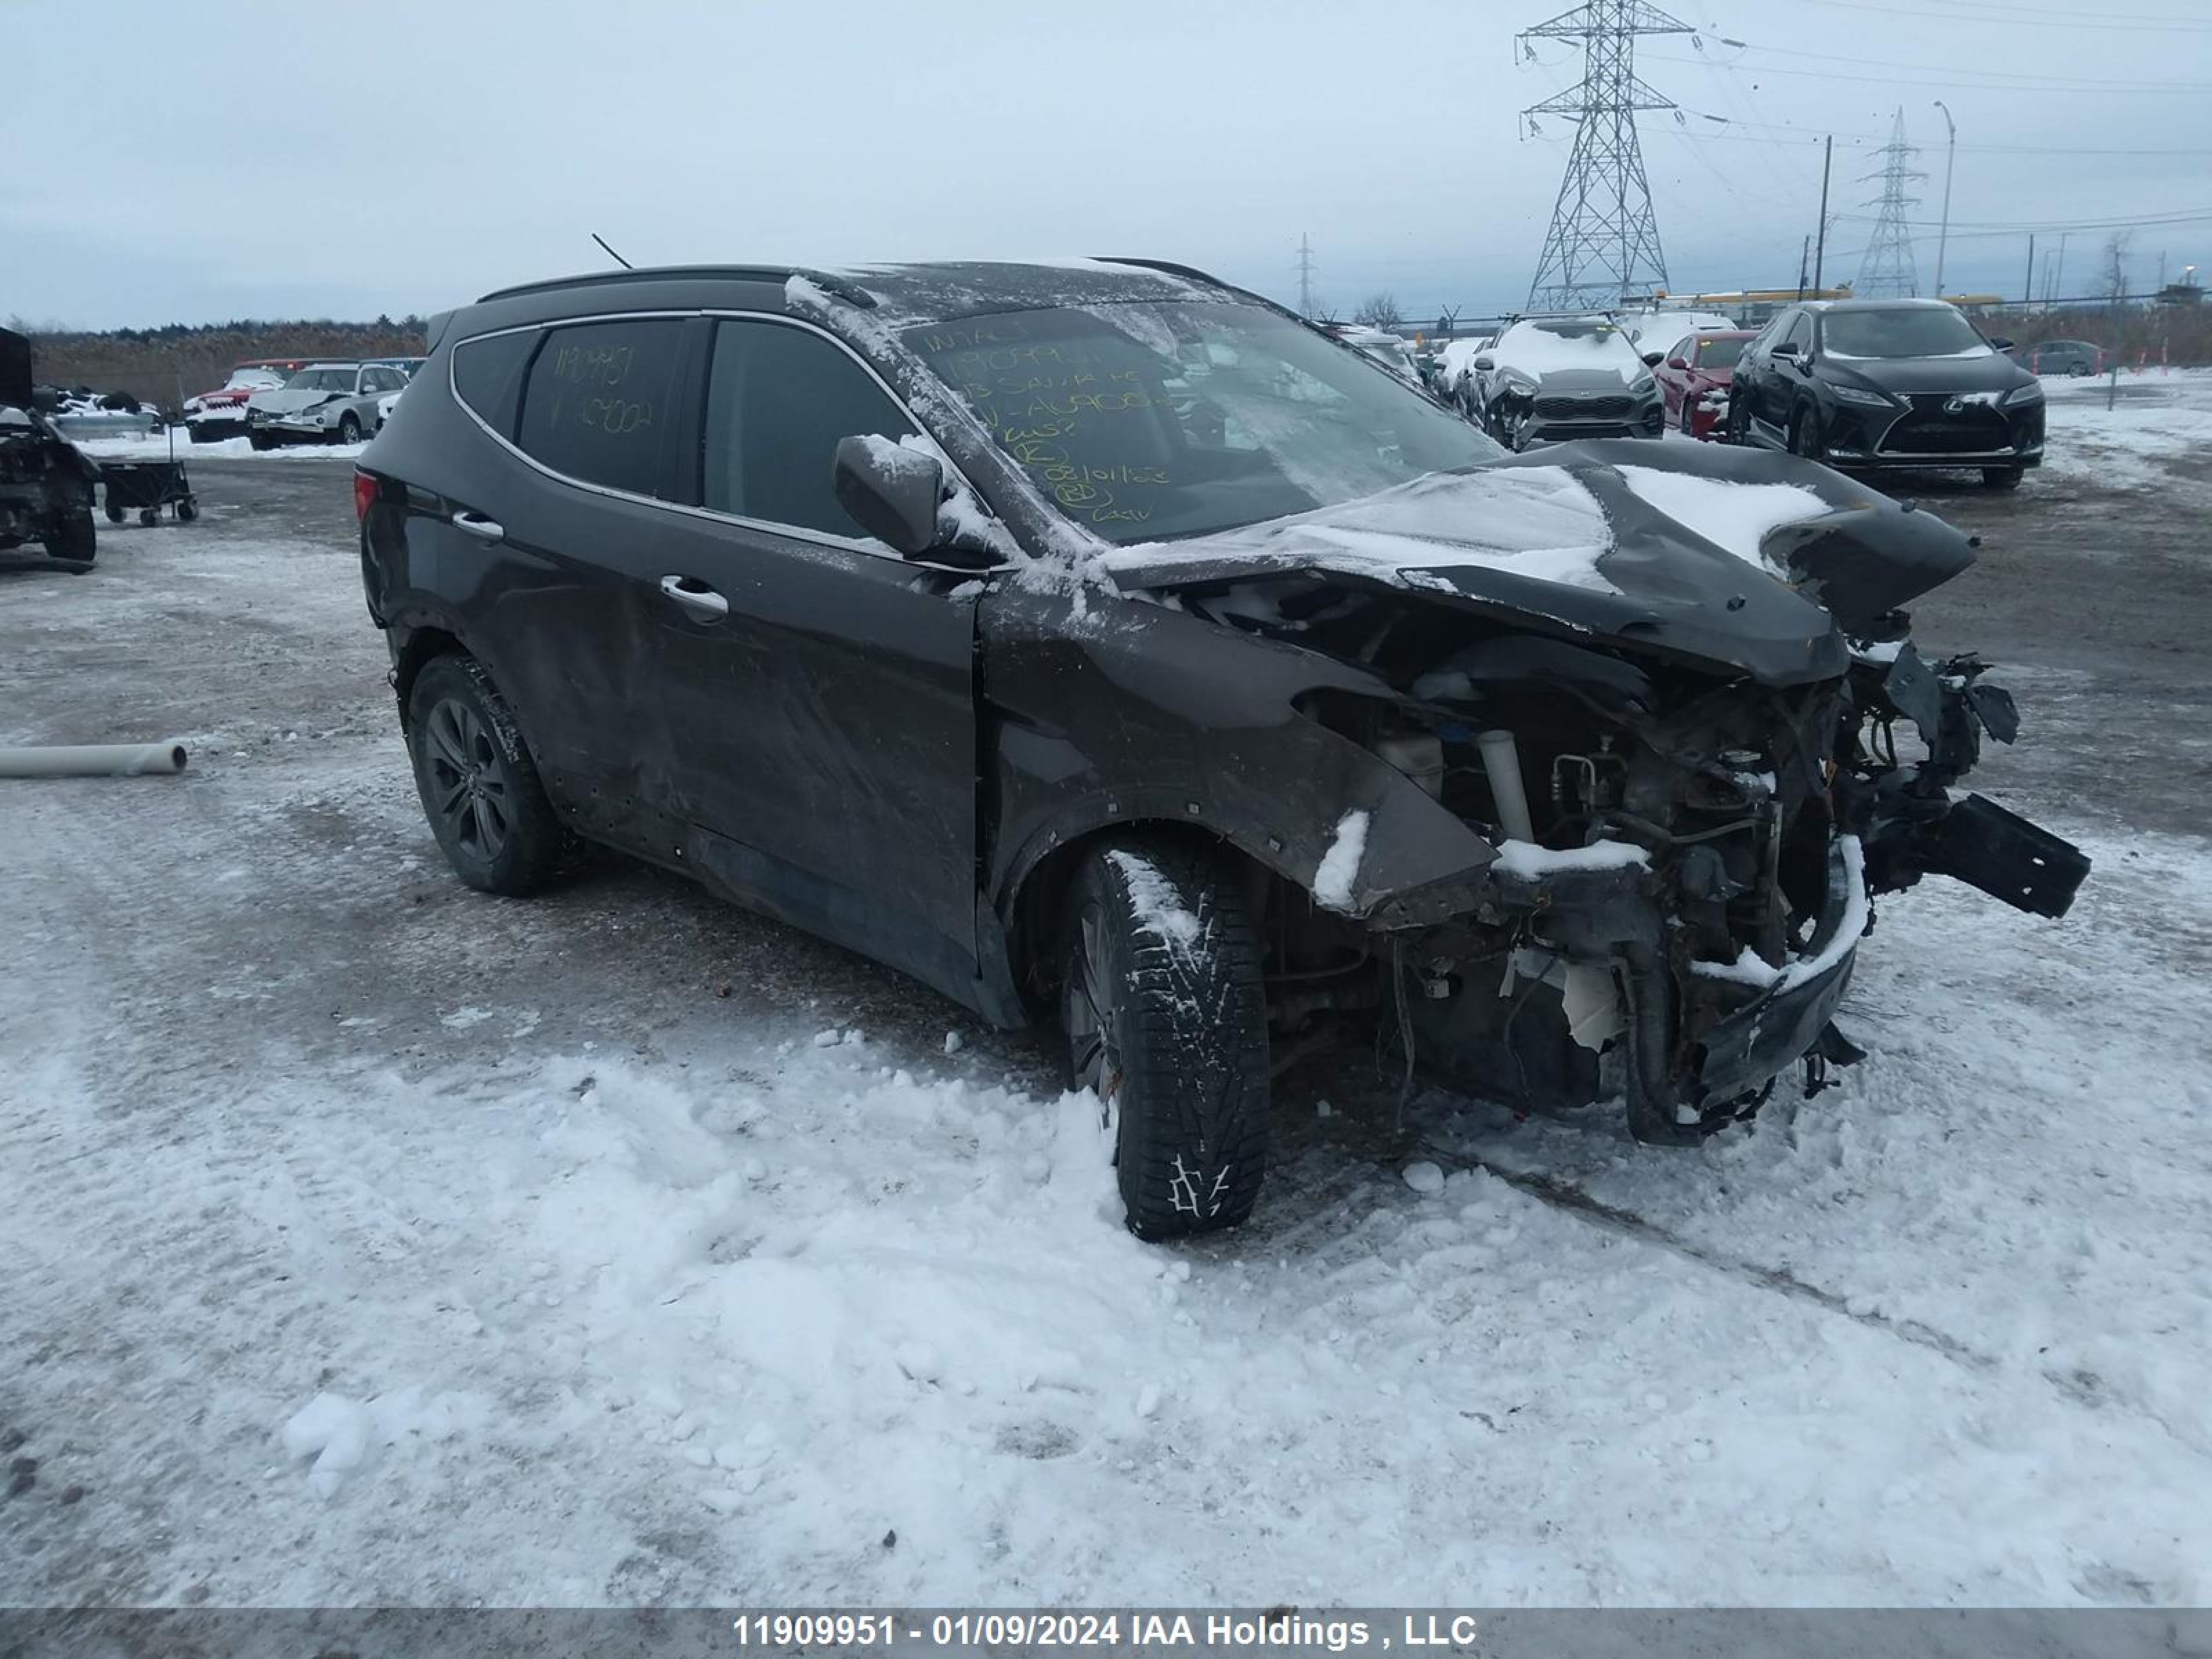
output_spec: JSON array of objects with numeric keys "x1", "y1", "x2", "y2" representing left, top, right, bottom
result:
[
  {"x1": 451, "y1": 330, "x2": 536, "y2": 438},
  {"x1": 516, "y1": 319, "x2": 686, "y2": 497},
  {"x1": 701, "y1": 319, "x2": 916, "y2": 538}
]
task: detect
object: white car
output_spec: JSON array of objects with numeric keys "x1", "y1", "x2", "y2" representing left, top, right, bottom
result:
[
  {"x1": 1470, "y1": 315, "x2": 1665, "y2": 450},
  {"x1": 243, "y1": 362, "x2": 411, "y2": 448},
  {"x1": 1326, "y1": 324, "x2": 1423, "y2": 385},
  {"x1": 182, "y1": 366, "x2": 288, "y2": 443},
  {"x1": 1435, "y1": 336, "x2": 1494, "y2": 413}
]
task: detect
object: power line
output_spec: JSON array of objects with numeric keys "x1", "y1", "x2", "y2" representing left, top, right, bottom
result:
[
  {"x1": 1644, "y1": 51, "x2": 2212, "y2": 93},
  {"x1": 1685, "y1": 36, "x2": 2212, "y2": 90},
  {"x1": 1792, "y1": 0, "x2": 2212, "y2": 30}
]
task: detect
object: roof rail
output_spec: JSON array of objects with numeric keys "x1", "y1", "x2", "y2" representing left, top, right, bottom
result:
[{"x1": 474, "y1": 265, "x2": 878, "y2": 308}]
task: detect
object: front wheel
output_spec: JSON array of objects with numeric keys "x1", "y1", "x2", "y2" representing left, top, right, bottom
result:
[
  {"x1": 248, "y1": 431, "x2": 278, "y2": 451},
  {"x1": 1788, "y1": 405, "x2": 1822, "y2": 460},
  {"x1": 404, "y1": 655, "x2": 568, "y2": 897},
  {"x1": 1060, "y1": 836, "x2": 1271, "y2": 1240},
  {"x1": 1983, "y1": 466, "x2": 2024, "y2": 490},
  {"x1": 336, "y1": 414, "x2": 363, "y2": 444}
]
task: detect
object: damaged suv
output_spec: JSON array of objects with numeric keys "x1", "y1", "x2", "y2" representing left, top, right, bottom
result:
[{"x1": 356, "y1": 260, "x2": 2088, "y2": 1239}]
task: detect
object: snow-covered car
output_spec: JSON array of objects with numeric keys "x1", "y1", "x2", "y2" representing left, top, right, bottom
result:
[
  {"x1": 44, "y1": 388, "x2": 160, "y2": 440},
  {"x1": 1472, "y1": 315, "x2": 1666, "y2": 449},
  {"x1": 1324, "y1": 324, "x2": 1421, "y2": 385},
  {"x1": 359, "y1": 258, "x2": 2088, "y2": 1240},
  {"x1": 182, "y1": 363, "x2": 294, "y2": 443},
  {"x1": 245, "y1": 362, "x2": 411, "y2": 448},
  {"x1": 1434, "y1": 336, "x2": 1493, "y2": 415}
]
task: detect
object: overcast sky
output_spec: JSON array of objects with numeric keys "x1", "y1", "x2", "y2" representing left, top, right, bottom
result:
[{"x1": 7, "y1": 0, "x2": 2209, "y2": 330}]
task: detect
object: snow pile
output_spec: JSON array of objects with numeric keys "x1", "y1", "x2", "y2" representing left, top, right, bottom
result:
[
  {"x1": 73, "y1": 433, "x2": 368, "y2": 462},
  {"x1": 281, "y1": 1387, "x2": 484, "y2": 1501},
  {"x1": 2038, "y1": 371, "x2": 2212, "y2": 494},
  {"x1": 1615, "y1": 465, "x2": 1827, "y2": 572},
  {"x1": 1312, "y1": 809, "x2": 1370, "y2": 910}
]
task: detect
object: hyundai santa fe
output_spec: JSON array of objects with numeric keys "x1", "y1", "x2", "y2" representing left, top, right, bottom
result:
[{"x1": 356, "y1": 259, "x2": 2086, "y2": 1239}]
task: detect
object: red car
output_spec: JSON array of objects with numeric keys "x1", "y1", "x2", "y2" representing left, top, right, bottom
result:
[
  {"x1": 182, "y1": 357, "x2": 321, "y2": 442},
  {"x1": 1651, "y1": 329, "x2": 1755, "y2": 440}
]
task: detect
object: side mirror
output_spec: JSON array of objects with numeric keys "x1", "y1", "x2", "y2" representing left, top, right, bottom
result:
[
  {"x1": 834, "y1": 435, "x2": 945, "y2": 556},
  {"x1": 1473, "y1": 355, "x2": 1495, "y2": 372},
  {"x1": 1641, "y1": 350, "x2": 1665, "y2": 367},
  {"x1": 1987, "y1": 336, "x2": 2014, "y2": 352},
  {"x1": 1666, "y1": 355, "x2": 1689, "y2": 371},
  {"x1": 1773, "y1": 340, "x2": 1801, "y2": 359}
]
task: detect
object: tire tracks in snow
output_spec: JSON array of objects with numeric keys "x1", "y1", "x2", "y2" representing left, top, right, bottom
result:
[{"x1": 1406, "y1": 1132, "x2": 2207, "y2": 1456}]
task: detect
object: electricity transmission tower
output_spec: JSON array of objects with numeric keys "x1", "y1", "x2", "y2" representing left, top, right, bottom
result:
[
  {"x1": 1521, "y1": 0, "x2": 1691, "y2": 313},
  {"x1": 1295, "y1": 233, "x2": 1318, "y2": 317},
  {"x1": 1855, "y1": 108, "x2": 1924, "y2": 298}
]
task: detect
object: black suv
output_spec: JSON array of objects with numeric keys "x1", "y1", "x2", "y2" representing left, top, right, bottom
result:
[
  {"x1": 1727, "y1": 298, "x2": 2043, "y2": 487},
  {"x1": 357, "y1": 261, "x2": 2085, "y2": 1239}
]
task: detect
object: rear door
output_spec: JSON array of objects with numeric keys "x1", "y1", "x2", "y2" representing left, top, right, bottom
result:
[
  {"x1": 644, "y1": 314, "x2": 987, "y2": 1000},
  {"x1": 442, "y1": 315, "x2": 697, "y2": 854}
]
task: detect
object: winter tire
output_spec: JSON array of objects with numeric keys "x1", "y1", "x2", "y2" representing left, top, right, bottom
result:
[
  {"x1": 405, "y1": 654, "x2": 567, "y2": 897},
  {"x1": 1983, "y1": 466, "x2": 2024, "y2": 490},
  {"x1": 44, "y1": 508, "x2": 95, "y2": 564},
  {"x1": 1060, "y1": 835, "x2": 1271, "y2": 1241}
]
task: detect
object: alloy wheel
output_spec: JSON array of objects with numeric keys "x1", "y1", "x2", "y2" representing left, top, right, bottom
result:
[
  {"x1": 1065, "y1": 899, "x2": 1122, "y2": 1136},
  {"x1": 423, "y1": 697, "x2": 512, "y2": 859}
]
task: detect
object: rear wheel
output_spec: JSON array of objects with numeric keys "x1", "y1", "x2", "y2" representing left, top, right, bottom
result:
[
  {"x1": 1983, "y1": 466, "x2": 2024, "y2": 490},
  {"x1": 1060, "y1": 836, "x2": 1271, "y2": 1240},
  {"x1": 43, "y1": 508, "x2": 95, "y2": 564},
  {"x1": 404, "y1": 655, "x2": 567, "y2": 897}
]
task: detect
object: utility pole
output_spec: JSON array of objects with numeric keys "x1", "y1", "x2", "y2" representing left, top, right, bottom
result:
[
  {"x1": 2024, "y1": 233, "x2": 2035, "y2": 306},
  {"x1": 2053, "y1": 231, "x2": 2068, "y2": 301},
  {"x1": 1855, "y1": 108, "x2": 1924, "y2": 299},
  {"x1": 1931, "y1": 100, "x2": 1957, "y2": 300},
  {"x1": 1519, "y1": 0, "x2": 1694, "y2": 312},
  {"x1": 1812, "y1": 134, "x2": 1833, "y2": 292},
  {"x1": 1295, "y1": 233, "x2": 1318, "y2": 318},
  {"x1": 1797, "y1": 235, "x2": 1811, "y2": 299}
]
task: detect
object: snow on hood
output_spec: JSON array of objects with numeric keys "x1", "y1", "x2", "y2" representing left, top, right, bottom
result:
[
  {"x1": 1613, "y1": 465, "x2": 1826, "y2": 574},
  {"x1": 1096, "y1": 465, "x2": 1618, "y2": 597},
  {"x1": 1490, "y1": 323, "x2": 1647, "y2": 386},
  {"x1": 1096, "y1": 441, "x2": 1975, "y2": 686}
]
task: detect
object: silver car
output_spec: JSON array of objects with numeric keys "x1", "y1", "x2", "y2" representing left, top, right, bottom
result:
[{"x1": 245, "y1": 362, "x2": 409, "y2": 448}]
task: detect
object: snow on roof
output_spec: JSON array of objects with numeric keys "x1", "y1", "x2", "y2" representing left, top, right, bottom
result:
[{"x1": 1492, "y1": 319, "x2": 1645, "y2": 379}]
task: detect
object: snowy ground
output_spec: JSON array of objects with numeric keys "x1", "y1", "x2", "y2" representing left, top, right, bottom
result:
[
  {"x1": 3, "y1": 441, "x2": 2211, "y2": 1609},
  {"x1": 2036, "y1": 368, "x2": 2212, "y2": 496},
  {"x1": 73, "y1": 432, "x2": 369, "y2": 464}
]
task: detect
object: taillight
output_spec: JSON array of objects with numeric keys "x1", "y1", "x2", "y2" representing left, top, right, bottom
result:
[{"x1": 353, "y1": 469, "x2": 379, "y2": 524}]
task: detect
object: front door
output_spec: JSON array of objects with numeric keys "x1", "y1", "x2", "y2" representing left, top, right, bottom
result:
[{"x1": 648, "y1": 315, "x2": 986, "y2": 1001}]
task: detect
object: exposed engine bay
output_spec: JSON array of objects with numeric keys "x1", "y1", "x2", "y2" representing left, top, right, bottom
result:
[{"x1": 1104, "y1": 441, "x2": 2091, "y2": 1142}]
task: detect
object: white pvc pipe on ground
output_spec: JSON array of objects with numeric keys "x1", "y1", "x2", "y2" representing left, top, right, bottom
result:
[{"x1": 0, "y1": 741, "x2": 189, "y2": 778}]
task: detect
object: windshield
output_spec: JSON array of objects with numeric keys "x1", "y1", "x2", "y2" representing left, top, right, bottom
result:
[
  {"x1": 1696, "y1": 337, "x2": 1747, "y2": 370},
  {"x1": 285, "y1": 367, "x2": 356, "y2": 392},
  {"x1": 1820, "y1": 308, "x2": 1987, "y2": 359},
  {"x1": 903, "y1": 301, "x2": 1500, "y2": 544}
]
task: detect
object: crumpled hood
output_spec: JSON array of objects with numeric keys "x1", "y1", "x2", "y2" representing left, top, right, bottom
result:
[
  {"x1": 1099, "y1": 440, "x2": 1976, "y2": 686},
  {"x1": 247, "y1": 388, "x2": 342, "y2": 415}
]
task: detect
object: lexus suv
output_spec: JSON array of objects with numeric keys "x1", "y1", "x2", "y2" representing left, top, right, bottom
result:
[
  {"x1": 356, "y1": 260, "x2": 2086, "y2": 1239},
  {"x1": 1726, "y1": 298, "x2": 2043, "y2": 488}
]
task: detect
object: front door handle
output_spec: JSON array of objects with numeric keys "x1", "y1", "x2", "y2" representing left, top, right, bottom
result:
[
  {"x1": 659, "y1": 574, "x2": 729, "y2": 622},
  {"x1": 451, "y1": 511, "x2": 504, "y2": 542}
]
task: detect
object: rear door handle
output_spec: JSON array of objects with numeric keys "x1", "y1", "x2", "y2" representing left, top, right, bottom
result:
[
  {"x1": 659, "y1": 574, "x2": 729, "y2": 622},
  {"x1": 451, "y1": 511, "x2": 503, "y2": 542}
]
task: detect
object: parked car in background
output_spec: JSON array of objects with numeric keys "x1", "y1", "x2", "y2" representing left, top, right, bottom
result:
[
  {"x1": 1624, "y1": 307, "x2": 1736, "y2": 348},
  {"x1": 245, "y1": 362, "x2": 411, "y2": 447},
  {"x1": 1651, "y1": 328, "x2": 1755, "y2": 439},
  {"x1": 183, "y1": 362, "x2": 294, "y2": 442},
  {"x1": 1438, "y1": 335, "x2": 1494, "y2": 413},
  {"x1": 1727, "y1": 298, "x2": 2042, "y2": 488},
  {"x1": 1470, "y1": 314, "x2": 1665, "y2": 449},
  {"x1": 44, "y1": 388, "x2": 160, "y2": 440},
  {"x1": 1324, "y1": 324, "x2": 1421, "y2": 385},
  {"x1": 354, "y1": 258, "x2": 2085, "y2": 1239},
  {"x1": 2017, "y1": 339, "x2": 2104, "y2": 377},
  {"x1": 364, "y1": 355, "x2": 429, "y2": 380}
]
